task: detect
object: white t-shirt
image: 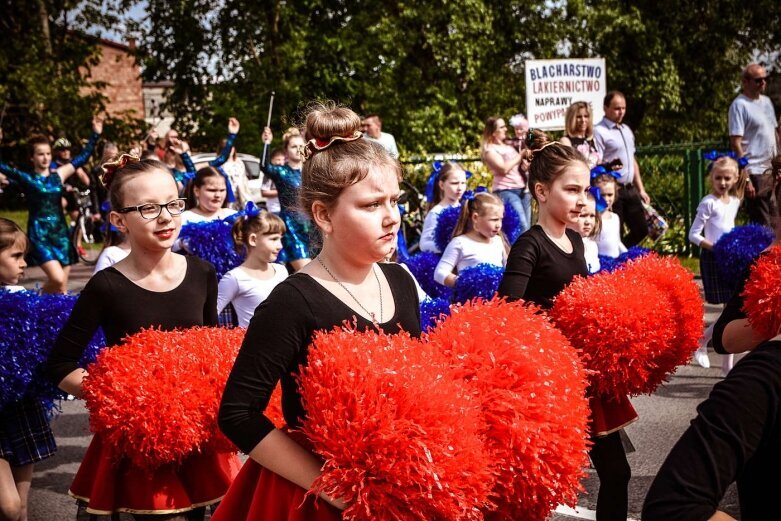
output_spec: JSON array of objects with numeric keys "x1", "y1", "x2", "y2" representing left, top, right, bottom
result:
[
  {"x1": 728, "y1": 94, "x2": 778, "y2": 175},
  {"x1": 688, "y1": 194, "x2": 740, "y2": 247},
  {"x1": 583, "y1": 237, "x2": 601, "y2": 274},
  {"x1": 595, "y1": 211, "x2": 627, "y2": 258},
  {"x1": 261, "y1": 176, "x2": 281, "y2": 213},
  {"x1": 217, "y1": 264, "x2": 288, "y2": 328},
  {"x1": 419, "y1": 203, "x2": 459, "y2": 253},
  {"x1": 94, "y1": 245, "x2": 130, "y2": 273},
  {"x1": 180, "y1": 208, "x2": 237, "y2": 227},
  {"x1": 434, "y1": 234, "x2": 506, "y2": 285},
  {"x1": 222, "y1": 159, "x2": 251, "y2": 207},
  {"x1": 364, "y1": 132, "x2": 399, "y2": 159}
]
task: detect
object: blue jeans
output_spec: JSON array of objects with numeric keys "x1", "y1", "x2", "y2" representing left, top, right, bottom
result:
[{"x1": 494, "y1": 188, "x2": 531, "y2": 234}]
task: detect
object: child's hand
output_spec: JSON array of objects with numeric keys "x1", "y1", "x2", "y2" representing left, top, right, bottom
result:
[
  {"x1": 228, "y1": 117, "x2": 240, "y2": 134},
  {"x1": 261, "y1": 127, "x2": 273, "y2": 144},
  {"x1": 92, "y1": 116, "x2": 104, "y2": 135}
]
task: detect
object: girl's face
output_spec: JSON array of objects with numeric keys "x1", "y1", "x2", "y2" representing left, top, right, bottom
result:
[
  {"x1": 111, "y1": 170, "x2": 182, "y2": 252},
  {"x1": 711, "y1": 168, "x2": 737, "y2": 197},
  {"x1": 321, "y1": 165, "x2": 401, "y2": 264},
  {"x1": 575, "y1": 107, "x2": 590, "y2": 134},
  {"x1": 286, "y1": 136, "x2": 306, "y2": 164},
  {"x1": 492, "y1": 119, "x2": 508, "y2": 143},
  {"x1": 194, "y1": 175, "x2": 227, "y2": 213},
  {"x1": 577, "y1": 198, "x2": 597, "y2": 237},
  {"x1": 536, "y1": 163, "x2": 590, "y2": 226},
  {"x1": 439, "y1": 169, "x2": 467, "y2": 204},
  {"x1": 249, "y1": 231, "x2": 283, "y2": 263},
  {"x1": 0, "y1": 235, "x2": 27, "y2": 285},
  {"x1": 31, "y1": 144, "x2": 52, "y2": 171},
  {"x1": 596, "y1": 180, "x2": 616, "y2": 210},
  {"x1": 472, "y1": 203, "x2": 504, "y2": 239}
]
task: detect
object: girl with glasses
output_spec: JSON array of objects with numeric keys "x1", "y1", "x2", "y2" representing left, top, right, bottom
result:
[{"x1": 46, "y1": 155, "x2": 240, "y2": 520}]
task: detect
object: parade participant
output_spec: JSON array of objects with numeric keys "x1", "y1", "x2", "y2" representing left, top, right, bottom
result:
[
  {"x1": 215, "y1": 103, "x2": 421, "y2": 520},
  {"x1": 433, "y1": 191, "x2": 507, "y2": 288},
  {"x1": 93, "y1": 208, "x2": 130, "y2": 274},
  {"x1": 689, "y1": 156, "x2": 744, "y2": 373},
  {"x1": 593, "y1": 170, "x2": 627, "y2": 258},
  {"x1": 568, "y1": 188, "x2": 603, "y2": 274},
  {"x1": 45, "y1": 154, "x2": 239, "y2": 519},
  {"x1": 481, "y1": 116, "x2": 531, "y2": 233},
  {"x1": 260, "y1": 126, "x2": 312, "y2": 271},
  {"x1": 560, "y1": 101, "x2": 602, "y2": 168},
  {"x1": 0, "y1": 219, "x2": 57, "y2": 521},
  {"x1": 0, "y1": 118, "x2": 103, "y2": 293},
  {"x1": 217, "y1": 204, "x2": 288, "y2": 328},
  {"x1": 180, "y1": 167, "x2": 237, "y2": 226},
  {"x1": 419, "y1": 162, "x2": 467, "y2": 253},
  {"x1": 498, "y1": 129, "x2": 635, "y2": 521},
  {"x1": 260, "y1": 148, "x2": 285, "y2": 213}
]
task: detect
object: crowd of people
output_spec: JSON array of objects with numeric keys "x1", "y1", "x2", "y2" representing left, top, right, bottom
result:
[{"x1": 0, "y1": 61, "x2": 778, "y2": 521}]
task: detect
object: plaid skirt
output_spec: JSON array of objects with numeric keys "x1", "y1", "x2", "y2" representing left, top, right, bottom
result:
[
  {"x1": 700, "y1": 248, "x2": 734, "y2": 304},
  {"x1": 0, "y1": 398, "x2": 57, "y2": 466}
]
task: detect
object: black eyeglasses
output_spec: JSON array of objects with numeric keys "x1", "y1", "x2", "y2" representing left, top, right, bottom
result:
[
  {"x1": 750, "y1": 76, "x2": 769, "y2": 84},
  {"x1": 116, "y1": 198, "x2": 186, "y2": 220}
]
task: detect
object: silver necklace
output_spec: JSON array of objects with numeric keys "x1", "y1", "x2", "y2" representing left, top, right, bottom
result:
[{"x1": 317, "y1": 257, "x2": 382, "y2": 323}]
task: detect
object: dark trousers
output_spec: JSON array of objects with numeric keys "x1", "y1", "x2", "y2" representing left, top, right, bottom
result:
[
  {"x1": 589, "y1": 431, "x2": 631, "y2": 521},
  {"x1": 745, "y1": 173, "x2": 776, "y2": 227},
  {"x1": 613, "y1": 183, "x2": 648, "y2": 247}
]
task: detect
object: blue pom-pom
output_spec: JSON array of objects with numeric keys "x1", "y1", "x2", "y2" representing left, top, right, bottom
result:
[
  {"x1": 502, "y1": 203, "x2": 523, "y2": 245},
  {"x1": 713, "y1": 225, "x2": 775, "y2": 285},
  {"x1": 401, "y1": 252, "x2": 452, "y2": 300},
  {"x1": 179, "y1": 218, "x2": 246, "y2": 278},
  {"x1": 0, "y1": 290, "x2": 104, "y2": 410},
  {"x1": 419, "y1": 297, "x2": 451, "y2": 331},
  {"x1": 434, "y1": 205, "x2": 462, "y2": 253},
  {"x1": 596, "y1": 246, "x2": 651, "y2": 274},
  {"x1": 452, "y1": 263, "x2": 505, "y2": 304}
]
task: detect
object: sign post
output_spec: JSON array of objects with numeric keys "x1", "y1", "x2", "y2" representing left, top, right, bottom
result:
[{"x1": 524, "y1": 58, "x2": 606, "y2": 131}]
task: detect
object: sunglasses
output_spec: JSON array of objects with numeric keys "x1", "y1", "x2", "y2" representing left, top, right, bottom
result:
[{"x1": 749, "y1": 76, "x2": 769, "y2": 84}]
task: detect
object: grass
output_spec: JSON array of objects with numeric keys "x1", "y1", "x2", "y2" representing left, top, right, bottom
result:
[{"x1": 0, "y1": 209, "x2": 27, "y2": 230}]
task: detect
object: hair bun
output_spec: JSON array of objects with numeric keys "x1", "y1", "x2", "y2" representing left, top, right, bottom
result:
[
  {"x1": 303, "y1": 102, "x2": 362, "y2": 142},
  {"x1": 101, "y1": 153, "x2": 139, "y2": 187},
  {"x1": 526, "y1": 128, "x2": 551, "y2": 151}
]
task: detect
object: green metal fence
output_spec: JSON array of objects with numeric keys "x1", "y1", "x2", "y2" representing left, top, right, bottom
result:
[{"x1": 402, "y1": 140, "x2": 728, "y2": 256}]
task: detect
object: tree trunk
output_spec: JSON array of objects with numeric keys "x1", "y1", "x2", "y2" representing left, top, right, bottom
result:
[{"x1": 35, "y1": 0, "x2": 52, "y2": 55}]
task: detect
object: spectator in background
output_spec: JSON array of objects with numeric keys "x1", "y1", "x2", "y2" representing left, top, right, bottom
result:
[
  {"x1": 729, "y1": 63, "x2": 778, "y2": 226},
  {"x1": 261, "y1": 148, "x2": 284, "y2": 214},
  {"x1": 593, "y1": 91, "x2": 650, "y2": 247},
  {"x1": 361, "y1": 113, "x2": 399, "y2": 158},
  {"x1": 561, "y1": 101, "x2": 602, "y2": 168}
]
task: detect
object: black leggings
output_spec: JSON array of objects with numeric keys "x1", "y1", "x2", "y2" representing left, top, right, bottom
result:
[
  {"x1": 589, "y1": 431, "x2": 631, "y2": 521},
  {"x1": 613, "y1": 184, "x2": 648, "y2": 247}
]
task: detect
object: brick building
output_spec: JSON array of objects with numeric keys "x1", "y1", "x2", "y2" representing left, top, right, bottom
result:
[{"x1": 83, "y1": 38, "x2": 145, "y2": 118}]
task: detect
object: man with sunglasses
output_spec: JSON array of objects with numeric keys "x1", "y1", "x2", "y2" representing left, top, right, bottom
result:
[{"x1": 729, "y1": 63, "x2": 778, "y2": 226}]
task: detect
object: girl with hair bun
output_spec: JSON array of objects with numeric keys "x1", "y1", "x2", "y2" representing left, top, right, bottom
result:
[
  {"x1": 216, "y1": 102, "x2": 421, "y2": 520},
  {"x1": 45, "y1": 154, "x2": 240, "y2": 520},
  {"x1": 259, "y1": 126, "x2": 312, "y2": 271},
  {"x1": 217, "y1": 204, "x2": 288, "y2": 328},
  {"x1": 499, "y1": 128, "x2": 636, "y2": 521}
]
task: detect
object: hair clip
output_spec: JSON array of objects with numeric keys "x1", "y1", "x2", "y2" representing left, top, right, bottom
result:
[
  {"x1": 425, "y1": 161, "x2": 444, "y2": 203},
  {"x1": 243, "y1": 201, "x2": 262, "y2": 220},
  {"x1": 526, "y1": 128, "x2": 537, "y2": 148},
  {"x1": 461, "y1": 190, "x2": 476, "y2": 202},
  {"x1": 475, "y1": 185, "x2": 488, "y2": 193},
  {"x1": 588, "y1": 186, "x2": 608, "y2": 212},
  {"x1": 304, "y1": 130, "x2": 363, "y2": 160},
  {"x1": 590, "y1": 165, "x2": 621, "y2": 181},
  {"x1": 703, "y1": 150, "x2": 748, "y2": 170},
  {"x1": 100, "y1": 153, "x2": 140, "y2": 187}
]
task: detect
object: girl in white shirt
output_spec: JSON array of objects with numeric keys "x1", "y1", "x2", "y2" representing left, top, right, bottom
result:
[
  {"x1": 419, "y1": 163, "x2": 467, "y2": 253},
  {"x1": 218, "y1": 204, "x2": 288, "y2": 328},
  {"x1": 434, "y1": 191, "x2": 508, "y2": 287},
  {"x1": 94, "y1": 225, "x2": 130, "y2": 273},
  {"x1": 593, "y1": 174, "x2": 627, "y2": 258},
  {"x1": 688, "y1": 156, "x2": 745, "y2": 373},
  {"x1": 568, "y1": 187, "x2": 603, "y2": 274}
]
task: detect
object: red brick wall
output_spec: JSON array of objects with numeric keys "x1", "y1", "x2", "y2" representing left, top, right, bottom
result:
[{"x1": 83, "y1": 41, "x2": 144, "y2": 117}]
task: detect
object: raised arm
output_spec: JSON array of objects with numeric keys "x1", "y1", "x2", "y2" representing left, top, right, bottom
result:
[
  {"x1": 56, "y1": 116, "x2": 103, "y2": 182},
  {"x1": 209, "y1": 117, "x2": 240, "y2": 167}
]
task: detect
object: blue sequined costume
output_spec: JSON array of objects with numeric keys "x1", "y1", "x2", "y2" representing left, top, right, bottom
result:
[
  {"x1": 262, "y1": 163, "x2": 312, "y2": 261},
  {"x1": 0, "y1": 133, "x2": 97, "y2": 266},
  {"x1": 177, "y1": 133, "x2": 237, "y2": 203}
]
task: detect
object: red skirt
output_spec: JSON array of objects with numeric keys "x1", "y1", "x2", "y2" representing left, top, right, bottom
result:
[
  {"x1": 589, "y1": 393, "x2": 638, "y2": 437},
  {"x1": 70, "y1": 434, "x2": 242, "y2": 515},
  {"x1": 211, "y1": 432, "x2": 342, "y2": 521}
]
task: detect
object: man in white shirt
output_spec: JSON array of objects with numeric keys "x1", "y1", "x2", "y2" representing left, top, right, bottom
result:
[
  {"x1": 361, "y1": 113, "x2": 399, "y2": 159},
  {"x1": 728, "y1": 63, "x2": 779, "y2": 226},
  {"x1": 593, "y1": 91, "x2": 650, "y2": 247}
]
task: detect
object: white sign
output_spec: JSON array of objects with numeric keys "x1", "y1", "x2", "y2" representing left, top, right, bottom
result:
[{"x1": 524, "y1": 58, "x2": 607, "y2": 131}]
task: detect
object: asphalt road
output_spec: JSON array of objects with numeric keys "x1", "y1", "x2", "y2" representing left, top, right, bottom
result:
[{"x1": 21, "y1": 266, "x2": 742, "y2": 520}]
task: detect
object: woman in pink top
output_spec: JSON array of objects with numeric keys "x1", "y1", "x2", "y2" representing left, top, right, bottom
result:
[{"x1": 481, "y1": 116, "x2": 531, "y2": 233}]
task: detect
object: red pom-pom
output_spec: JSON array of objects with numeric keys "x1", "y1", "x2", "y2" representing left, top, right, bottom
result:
[
  {"x1": 551, "y1": 254, "x2": 703, "y2": 398},
  {"x1": 427, "y1": 299, "x2": 591, "y2": 521},
  {"x1": 82, "y1": 327, "x2": 244, "y2": 468},
  {"x1": 299, "y1": 324, "x2": 493, "y2": 520},
  {"x1": 742, "y1": 245, "x2": 781, "y2": 339}
]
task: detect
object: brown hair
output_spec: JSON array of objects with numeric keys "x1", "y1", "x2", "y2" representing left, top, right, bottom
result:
[
  {"x1": 452, "y1": 191, "x2": 504, "y2": 237},
  {"x1": 282, "y1": 127, "x2": 303, "y2": 148},
  {"x1": 299, "y1": 102, "x2": 402, "y2": 222},
  {"x1": 185, "y1": 167, "x2": 228, "y2": 209},
  {"x1": 604, "y1": 90, "x2": 625, "y2": 107},
  {"x1": 0, "y1": 218, "x2": 27, "y2": 253},
  {"x1": 584, "y1": 190, "x2": 603, "y2": 238},
  {"x1": 480, "y1": 116, "x2": 504, "y2": 151},
  {"x1": 27, "y1": 135, "x2": 50, "y2": 156},
  {"x1": 103, "y1": 156, "x2": 172, "y2": 210},
  {"x1": 564, "y1": 101, "x2": 594, "y2": 139},
  {"x1": 231, "y1": 211, "x2": 286, "y2": 254},
  {"x1": 709, "y1": 156, "x2": 747, "y2": 199},
  {"x1": 429, "y1": 162, "x2": 466, "y2": 209},
  {"x1": 523, "y1": 129, "x2": 589, "y2": 201}
]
